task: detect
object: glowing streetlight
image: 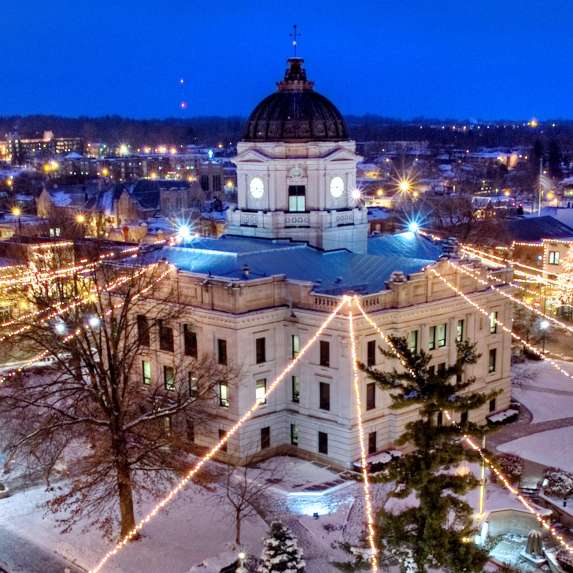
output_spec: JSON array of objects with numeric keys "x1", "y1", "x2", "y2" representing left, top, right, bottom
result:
[
  {"x1": 54, "y1": 321, "x2": 67, "y2": 335},
  {"x1": 408, "y1": 221, "x2": 420, "y2": 233},
  {"x1": 11, "y1": 206, "x2": 21, "y2": 217},
  {"x1": 351, "y1": 188, "x2": 362, "y2": 202},
  {"x1": 88, "y1": 315, "x2": 101, "y2": 328},
  {"x1": 398, "y1": 179, "x2": 412, "y2": 193},
  {"x1": 176, "y1": 224, "x2": 193, "y2": 243},
  {"x1": 76, "y1": 213, "x2": 86, "y2": 224}
]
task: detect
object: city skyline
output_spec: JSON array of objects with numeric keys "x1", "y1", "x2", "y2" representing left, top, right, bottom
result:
[{"x1": 3, "y1": 0, "x2": 573, "y2": 120}]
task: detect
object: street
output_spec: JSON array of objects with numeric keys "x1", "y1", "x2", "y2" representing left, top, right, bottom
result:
[{"x1": 0, "y1": 526, "x2": 84, "y2": 573}]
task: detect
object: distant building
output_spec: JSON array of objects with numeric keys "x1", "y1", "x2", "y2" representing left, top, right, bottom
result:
[{"x1": 5, "y1": 131, "x2": 84, "y2": 165}]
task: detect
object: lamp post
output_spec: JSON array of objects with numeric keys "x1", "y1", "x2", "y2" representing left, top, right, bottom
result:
[{"x1": 11, "y1": 206, "x2": 22, "y2": 235}]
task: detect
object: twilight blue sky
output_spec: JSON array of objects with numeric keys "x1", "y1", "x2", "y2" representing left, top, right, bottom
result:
[{"x1": 2, "y1": 0, "x2": 572, "y2": 120}]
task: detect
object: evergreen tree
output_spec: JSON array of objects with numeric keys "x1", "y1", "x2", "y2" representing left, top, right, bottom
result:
[
  {"x1": 361, "y1": 338, "x2": 498, "y2": 573},
  {"x1": 258, "y1": 521, "x2": 305, "y2": 573},
  {"x1": 547, "y1": 140, "x2": 563, "y2": 178},
  {"x1": 558, "y1": 245, "x2": 573, "y2": 308}
]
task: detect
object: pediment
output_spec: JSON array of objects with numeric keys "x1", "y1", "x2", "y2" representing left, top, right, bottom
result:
[
  {"x1": 232, "y1": 148, "x2": 272, "y2": 163},
  {"x1": 323, "y1": 147, "x2": 361, "y2": 162}
]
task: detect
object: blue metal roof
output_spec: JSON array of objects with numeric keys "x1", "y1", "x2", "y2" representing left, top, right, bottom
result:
[{"x1": 147, "y1": 233, "x2": 441, "y2": 295}]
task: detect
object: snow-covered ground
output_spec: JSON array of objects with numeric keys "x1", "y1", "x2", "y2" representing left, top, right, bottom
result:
[
  {"x1": 498, "y1": 427, "x2": 573, "y2": 472},
  {"x1": 512, "y1": 360, "x2": 573, "y2": 422},
  {"x1": 0, "y1": 480, "x2": 267, "y2": 572}
]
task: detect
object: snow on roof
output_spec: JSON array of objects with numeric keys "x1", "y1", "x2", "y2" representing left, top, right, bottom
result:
[
  {"x1": 140, "y1": 233, "x2": 442, "y2": 295},
  {"x1": 49, "y1": 190, "x2": 73, "y2": 207}
]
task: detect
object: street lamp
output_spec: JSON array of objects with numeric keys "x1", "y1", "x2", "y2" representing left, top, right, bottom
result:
[{"x1": 11, "y1": 206, "x2": 22, "y2": 235}]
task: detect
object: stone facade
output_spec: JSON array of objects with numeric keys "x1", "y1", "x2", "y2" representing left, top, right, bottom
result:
[
  {"x1": 137, "y1": 260, "x2": 513, "y2": 469},
  {"x1": 226, "y1": 140, "x2": 369, "y2": 253}
]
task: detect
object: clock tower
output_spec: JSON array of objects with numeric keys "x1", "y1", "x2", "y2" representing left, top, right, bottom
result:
[{"x1": 226, "y1": 58, "x2": 369, "y2": 253}]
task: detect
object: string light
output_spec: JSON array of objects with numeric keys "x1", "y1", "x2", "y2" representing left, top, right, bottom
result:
[
  {"x1": 347, "y1": 298, "x2": 379, "y2": 572},
  {"x1": 354, "y1": 298, "x2": 573, "y2": 557},
  {"x1": 89, "y1": 298, "x2": 348, "y2": 573},
  {"x1": 460, "y1": 244, "x2": 566, "y2": 289},
  {"x1": 0, "y1": 264, "x2": 168, "y2": 386},
  {"x1": 449, "y1": 261, "x2": 573, "y2": 335},
  {"x1": 430, "y1": 268, "x2": 573, "y2": 379},
  {"x1": 0, "y1": 265, "x2": 153, "y2": 342}
]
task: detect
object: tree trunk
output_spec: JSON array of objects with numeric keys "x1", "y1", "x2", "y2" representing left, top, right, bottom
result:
[
  {"x1": 235, "y1": 509, "x2": 241, "y2": 545},
  {"x1": 114, "y1": 438, "x2": 137, "y2": 540}
]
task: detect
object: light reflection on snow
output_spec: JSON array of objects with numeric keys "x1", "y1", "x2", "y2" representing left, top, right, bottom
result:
[{"x1": 286, "y1": 491, "x2": 353, "y2": 516}]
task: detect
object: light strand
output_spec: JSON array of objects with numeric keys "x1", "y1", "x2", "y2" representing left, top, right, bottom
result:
[
  {"x1": 431, "y1": 268, "x2": 573, "y2": 379},
  {"x1": 89, "y1": 298, "x2": 348, "y2": 573},
  {"x1": 0, "y1": 264, "x2": 167, "y2": 386},
  {"x1": 348, "y1": 298, "x2": 379, "y2": 572},
  {"x1": 354, "y1": 299, "x2": 573, "y2": 557},
  {"x1": 450, "y1": 261, "x2": 573, "y2": 335},
  {"x1": 0, "y1": 265, "x2": 152, "y2": 342},
  {"x1": 460, "y1": 245, "x2": 565, "y2": 289}
]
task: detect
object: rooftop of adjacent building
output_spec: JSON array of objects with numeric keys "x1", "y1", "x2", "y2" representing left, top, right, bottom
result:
[{"x1": 145, "y1": 231, "x2": 443, "y2": 295}]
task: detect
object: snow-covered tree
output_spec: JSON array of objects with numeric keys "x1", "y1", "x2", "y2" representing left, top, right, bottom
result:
[
  {"x1": 0, "y1": 246, "x2": 233, "y2": 540},
  {"x1": 258, "y1": 522, "x2": 305, "y2": 573}
]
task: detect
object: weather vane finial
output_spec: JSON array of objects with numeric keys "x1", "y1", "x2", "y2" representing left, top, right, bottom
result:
[{"x1": 290, "y1": 24, "x2": 301, "y2": 57}]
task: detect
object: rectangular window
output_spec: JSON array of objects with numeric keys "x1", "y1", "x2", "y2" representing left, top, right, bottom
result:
[
  {"x1": 188, "y1": 373, "x2": 198, "y2": 398},
  {"x1": 260, "y1": 426, "x2": 270, "y2": 449},
  {"x1": 488, "y1": 348, "x2": 497, "y2": 373},
  {"x1": 137, "y1": 315, "x2": 150, "y2": 347},
  {"x1": 549, "y1": 250, "x2": 560, "y2": 265},
  {"x1": 437, "y1": 362, "x2": 446, "y2": 376},
  {"x1": 456, "y1": 319, "x2": 465, "y2": 342},
  {"x1": 408, "y1": 329, "x2": 419, "y2": 353},
  {"x1": 368, "y1": 431, "x2": 377, "y2": 455},
  {"x1": 437, "y1": 323, "x2": 447, "y2": 348},
  {"x1": 437, "y1": 411, "x2": 443, "y2": 427},
  {"x1": 186, "y1": 419, "x2": 195, "y2": 443},
  {"x1": 366, "y1": 383, "x2": 376, "y2": 411},
  {"x1": 183, "y1": 325, "x2": 198, "y2": 358},
  {"x1": 255, "y1": 337, "x2": 266, "y2": 364},
  {"x1": 291, "y1": 375, "x2": 300, "y2": 403},
  {"x1": 291, "y1": 334, "x2": 300, "y2": 359},
  {"x1": 288, "y1": 185, "x2": 306, "y2": 212},
  {"x1": 142, "y1": 360, "x2": 152, "y2": 385},
  {"x1": 163, "y1": 365, "x2": 175, "y2": 391},
  {"x1": 217, "y1": 338, "x2": 227, "y2": 365},
  {"x1": 428, "y1": 326, "x2": 436, "y2": 350},
  {"x1": 367, "y1": 340, "x2": 376, "y2": 366},
  {"x1": 218, "y1": 381, "x2": 229, "y2": 407},
  {"x1": 319, "y1": 382, "x2": 330, "y2": 411},
  {"x1": 489, "y1": 311, "x2": 498, "y2": 334},
  {"x1": 318, "y1": 431, "x2": 328, "y2": 455},
  {"x1": 319, "y1": 340, "x2": 330, "y2": 367},
  {"x1": 219, "y1": 429, "x2": 228, "y2": 452},
  {"x1": 256, "y1": 378, "x2": 267, "y2": 404},
  {"x1": 428, "y1": 365, "x2": 436, "y2": 377},
  {"x1": 200, "y1": 174, "x2": 209, "y2": 191},
  {"x1": 159, "y1": 321, "x2": 174, "y2": 352},
  {"x1": 290, "y1": 423, "x2": 299, "y2": 446},
  {"x1": 461, "y1": 411, "x2": 469, "y2": 425},
  {"x1": 489, "y1": 398, "x2": 497, "y2": 413},
  {"x1": 212, "y1": 174, "x2": 221, "y2": 192}
]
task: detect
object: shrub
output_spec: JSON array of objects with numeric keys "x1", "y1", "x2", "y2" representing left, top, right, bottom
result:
[
  {"x1": 544, "y1": 467, "x2": 573, "y2": 498},
  {"x1": 492, "y1": 454, "x2": 523, "y2": 484}
]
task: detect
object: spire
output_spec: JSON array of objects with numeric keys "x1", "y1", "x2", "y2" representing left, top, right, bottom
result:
[{"x1": 290, "y1": 24, "x2": 301, "y2": 57}]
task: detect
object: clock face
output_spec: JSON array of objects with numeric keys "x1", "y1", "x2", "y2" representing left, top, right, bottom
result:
[
  {"x1": 249, "y1": 177, "x2": 264, "y2": 199},
  {"x1": 330, "y1": 176, "x2": 344, "y2": 198}
]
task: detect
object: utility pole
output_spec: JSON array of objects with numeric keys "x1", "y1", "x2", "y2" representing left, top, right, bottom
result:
[{"x1": 538, "y1": 157, "x2": 543, "y2": 216}]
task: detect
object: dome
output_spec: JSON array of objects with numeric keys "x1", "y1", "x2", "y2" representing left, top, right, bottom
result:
[{"x1": 243, "y1": 58, "x2": 349, "y2": 143}]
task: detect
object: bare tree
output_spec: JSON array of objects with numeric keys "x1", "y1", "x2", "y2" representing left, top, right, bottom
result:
[
  {"x1": 219, "y1": 453, "x2": 282, "y2": 547},
  {"x1": 0, "y1": 246, "x2": 233, "y2": 540}
]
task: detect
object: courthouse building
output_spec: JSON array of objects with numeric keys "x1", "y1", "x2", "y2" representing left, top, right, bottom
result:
[{"x1": 135, "y1": 58, "x2": 513, "y2": 468}]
